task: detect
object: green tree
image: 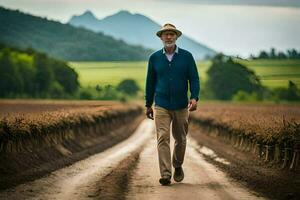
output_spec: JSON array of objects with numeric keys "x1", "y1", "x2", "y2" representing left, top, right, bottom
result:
[
  {"x1": 287, "y1": 49, "x2": 298, "y2": 59},
  {"x1": 277, "y1": 51, "x2": 287, "y2": 59},
  {"x1": 276, "y1": 81, "x2": 300, "y2": 101},
  {"x1": 52, "y1": 60, "x2": 79, "y2": 94},
  {"x1": 101, "y1": 85, "x2": 120, "y2": 100},
  {"x1": 0, "y1": 49, "x2": 23, "y2": 96},
  {"x1": 232, "y1": 90, "x2": 259, "y2": 102},
  {"x1": 13, "y1": 52, "x2": 35, "y2": 95},
  {"x1": 34, "y1": 53, "x2": 54, "y2": 96},
  {"x1": 205, "y1": 53, "x2": 263, "y2": 100},
  {"x1": 0, "y1": 43, "x2": 80, "y2": 98},
  {"x1": 270, "y1": 47, "x2": 276, "y2": 59},
  {"x1": 49, "y1": 81, "x2": 65, "y2": 98},
  {"x1": 258, "y1": 51, "x2": 269, "y2": 59},
  {"x1": 286, "y1": 81, "x2": 299, "y2": 100},
  {"x1": 79, "y1": 90, "x2": 93, "y2": 100},
  {"x1": 117, "y1": 79, "x2": 140, "y2": 96}
]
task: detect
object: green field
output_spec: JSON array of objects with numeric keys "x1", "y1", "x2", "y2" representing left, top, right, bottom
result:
[
  {"x1": 69, "y1": 59, "x2": 300, "y2": 90},
  {"x1": 237, "y1": 59, "x2": 300, "y2": 88}
]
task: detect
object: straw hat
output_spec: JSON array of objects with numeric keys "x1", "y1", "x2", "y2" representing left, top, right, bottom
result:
[{"x1": 156, "y1": 23, "x2": 182, "y2": 38}]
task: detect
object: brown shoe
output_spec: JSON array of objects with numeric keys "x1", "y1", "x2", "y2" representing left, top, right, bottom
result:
[
  {"x1": 173, "y1": 167, "x2": 184, "y2": 182},
  {"x1": 159, "y1": 175, "x2": 171, "y2": 185}
]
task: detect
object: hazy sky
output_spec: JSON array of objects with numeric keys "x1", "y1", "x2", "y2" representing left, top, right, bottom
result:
[{"x1": 1, "y1": 0, "x2": 300, "y2": 57}]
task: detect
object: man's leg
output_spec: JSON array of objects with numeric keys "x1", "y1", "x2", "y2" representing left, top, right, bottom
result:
[
  {"x1": 171, "y1": 107, "x2": 189, "y2": 168},
  {"x1": 154, "y1": 105, "x2": 172, "y2": 178}
]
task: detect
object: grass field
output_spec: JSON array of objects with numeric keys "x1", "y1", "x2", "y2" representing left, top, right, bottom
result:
[
  {"x1": 69, "y1": 59, "x2": 300, "y2": 90},
  {"x1": 237, "y1": 59, "x2": 300, "y2": 88}
]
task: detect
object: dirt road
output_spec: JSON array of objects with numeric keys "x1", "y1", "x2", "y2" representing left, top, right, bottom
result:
[
  {"x1": 0, "y1": 119, "x2": 267, "y2": 199},
  {"x1": 125, "y1": 132, "x2": 266, "y2": 200}
]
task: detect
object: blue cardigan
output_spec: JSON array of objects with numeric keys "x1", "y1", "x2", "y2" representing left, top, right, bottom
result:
[{"x1": 145, "y1": 46, "x2": 200, "y2": 110}]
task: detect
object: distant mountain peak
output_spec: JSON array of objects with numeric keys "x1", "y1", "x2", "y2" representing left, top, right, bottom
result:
[
  {"x1": 115, "y1": 10, "x2": 132, "y2": 16},
  {"x1": 82, "y1": 10, "x2": 94, "y2": 17},
  {"x1": 73, "y1": 10, "x2": 97, "y2": 20},
  {"x1": 68, "y1": 10, "x2": 98, "y2": 26},
  {"x1": 101, "y1": 10, "x2": 135, "y2": 21}
]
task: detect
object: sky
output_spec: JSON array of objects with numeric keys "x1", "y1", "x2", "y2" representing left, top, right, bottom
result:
[{"x1": 1, "y1": 0, "x2": 300, "y2": 57}]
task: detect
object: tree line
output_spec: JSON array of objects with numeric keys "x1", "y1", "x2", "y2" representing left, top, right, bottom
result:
[
  {"x1": 0, "y1": 43, "x2": 80, "y2": 98},
  {"x1": 1, "y1": 42, "x2": 299, "y2": 102},
  {"x1": 250, "y1": 48, "x2": 300, "y2": 60},
  {"x1": 0, "y1": 43, "x2": 141, "y2": 101}
]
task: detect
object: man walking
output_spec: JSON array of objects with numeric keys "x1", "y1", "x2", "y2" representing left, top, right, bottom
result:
[{"x1": 145, "y1": 23, "x2": 200, "y2": 185}]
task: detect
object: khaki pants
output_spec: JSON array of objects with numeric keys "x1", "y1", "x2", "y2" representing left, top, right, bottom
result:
[{"x1": 154, "y1": 105, "x2": 189, "y2": 177}]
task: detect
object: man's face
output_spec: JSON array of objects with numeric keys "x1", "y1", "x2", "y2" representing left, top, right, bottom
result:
[{"x1": 160, "y1": 31, "x2": 177, "y2": 48}]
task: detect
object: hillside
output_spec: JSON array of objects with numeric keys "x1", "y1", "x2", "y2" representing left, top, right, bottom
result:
[{"x1": 0, "y1": 7, "x2": 152, "y2": 61}]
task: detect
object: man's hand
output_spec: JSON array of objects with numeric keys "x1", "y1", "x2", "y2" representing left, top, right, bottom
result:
[
  {"x1": 188, "y1": 99, "x2": 197, "y2": 111},
  {"x1": 146, "y1": 107, "x2": 154, "y2": 120}
]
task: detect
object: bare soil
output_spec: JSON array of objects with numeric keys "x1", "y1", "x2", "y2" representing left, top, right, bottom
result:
[
  {"x1": 0, "y1": 115, "x2": 144, "y2": 190},
  {"x1": 189, "y1": 123, "x2": 300, "y2": 200}
]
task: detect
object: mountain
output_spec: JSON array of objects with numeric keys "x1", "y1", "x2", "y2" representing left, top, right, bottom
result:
[
  {"x1": 69, "y1": 10, "x2": 216, "y2": 60},
  {"x1": 0, "y1": 7, "x2": 152, "y2": 61}
]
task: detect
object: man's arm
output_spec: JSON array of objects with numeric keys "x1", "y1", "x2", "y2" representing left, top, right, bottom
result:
[
  {"x1": 188, "y1": 54, "x2": 200, "y2": 102},
  {"x1": 145, "y1": 56, "x2": 156, "y2": 107}
]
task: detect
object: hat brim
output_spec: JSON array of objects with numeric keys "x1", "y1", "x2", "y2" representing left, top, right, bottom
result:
[{"x1": 156, "y1": 29, "x2": 182, "y2": 38}]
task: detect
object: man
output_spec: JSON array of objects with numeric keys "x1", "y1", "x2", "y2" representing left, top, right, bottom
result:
[{"x1": 145, "y1": 23, "x2": 200, "y2": 186}]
